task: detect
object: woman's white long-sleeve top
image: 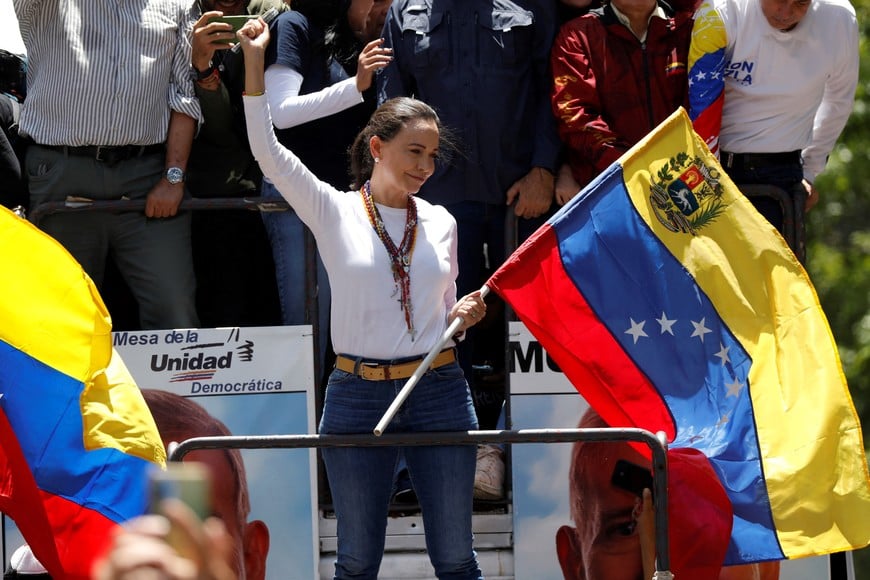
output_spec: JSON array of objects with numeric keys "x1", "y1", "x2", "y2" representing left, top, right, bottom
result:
[{"x1": 245, "y1": 94, "x2": 459, "y2": 359}]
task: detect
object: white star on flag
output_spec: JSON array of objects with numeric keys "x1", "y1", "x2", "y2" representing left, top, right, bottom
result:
[
  {"x1": 690, "y1": 317, "x2": 712, "y2": 343},
  {"x1": 726, "y1": 376, "x2": 744, "y2": 398},
  {"x1": 715, "y1": 343, "x2": 731, "y2": 366},
  {"x1": 656, "y1": 312, "x2": 677, "y2": 335},
  {"x1": 625, "y1": 318, "x2": 648, "y2": 344}
]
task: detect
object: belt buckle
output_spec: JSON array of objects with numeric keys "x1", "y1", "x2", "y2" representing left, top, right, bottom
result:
[
  {"x1": 725, "y1": 151, "x2": 734, "y2": 169},
  {"x1": 94, "y1": 145, "x2": 110, "y2": 163},
  {"x1": 95, "y1": 145, "x2": 121, "y2": 165},
  {"x1": 358, "y1": 361, "x2": 381, "y2": 381}
]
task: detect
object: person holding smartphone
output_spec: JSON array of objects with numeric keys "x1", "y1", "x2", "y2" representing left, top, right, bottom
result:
[
  {"x1": 92, "y1": 390, "x2": 270, "y2": 580},
  {"x1": 184, "y1": 0, "x2": 287, "y2": 329}
]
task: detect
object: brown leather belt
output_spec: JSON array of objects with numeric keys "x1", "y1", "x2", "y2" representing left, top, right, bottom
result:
[{"x1": 335, "y1": 349, "x2": 456, "y2": 381}]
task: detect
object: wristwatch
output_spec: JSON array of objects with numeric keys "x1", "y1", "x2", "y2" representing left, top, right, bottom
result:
[
  {"x1": 189, "y1": 64, "x2": 215, "y2": 82},
  {"x1": 165, "y1": 166, "x2": 185, "y2": 185}
]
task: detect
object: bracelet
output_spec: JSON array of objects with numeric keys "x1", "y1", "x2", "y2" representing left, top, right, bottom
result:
[{"x1": 244, "y1": 90, "x2": 265, "y2": 97}]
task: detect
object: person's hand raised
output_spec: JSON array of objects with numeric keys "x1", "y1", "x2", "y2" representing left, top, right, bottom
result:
[
  {"x1": 236, "y1": 17, "x2": 270, "y2": 54},
  {"x1": 355, "y1": 38, "x2": 393, "y2": 92}
]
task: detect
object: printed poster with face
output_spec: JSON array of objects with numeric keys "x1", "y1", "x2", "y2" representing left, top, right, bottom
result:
[{"x1": 114, "y1": 325, "x2": 319, "y2": 580}]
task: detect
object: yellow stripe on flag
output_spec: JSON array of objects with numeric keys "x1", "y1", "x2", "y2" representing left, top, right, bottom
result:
[{"x1": 0, "y1": 207, "x2": 164, "y2": 465}]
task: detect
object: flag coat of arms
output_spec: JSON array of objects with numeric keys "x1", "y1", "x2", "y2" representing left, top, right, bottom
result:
[
  {"x1": 488, "y1": 109, "x2": 870, "y2": 565},
  {"x1": 0, "y1": 206, "x2": 166, "y2": 579}
]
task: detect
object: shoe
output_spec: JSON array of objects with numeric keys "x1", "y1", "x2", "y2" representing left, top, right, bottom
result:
[{"x1": 473, "y1": 444, "x2": 505, "y2": 500}]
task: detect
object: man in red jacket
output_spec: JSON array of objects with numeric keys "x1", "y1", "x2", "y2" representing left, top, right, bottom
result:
[{"x1": 551, "y1": 0, "x2": 694, "y2": 200}]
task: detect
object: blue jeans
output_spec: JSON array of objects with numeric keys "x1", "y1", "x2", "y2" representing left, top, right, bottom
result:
[
  {"x1": 261, "y1": 180, "x2": 330, "y2": 367},
  {"x1": 320, "y1": 359, "x2": 481, "y2": 580}
]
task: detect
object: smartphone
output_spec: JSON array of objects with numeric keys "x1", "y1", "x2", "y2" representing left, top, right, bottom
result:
[
  {"x1": 148, "y1": 461, "x2": 211, "y2": 520},
  {"x1": 610, "y1": 459, "x2": 654, "y2": 499},
  {"x1": 207, "y1": 15, "x2": 258, "y2": 44}
]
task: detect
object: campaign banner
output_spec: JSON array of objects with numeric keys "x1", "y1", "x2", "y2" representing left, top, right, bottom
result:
[{"x1": 118, "y1": 325, "x2": 319, "y2": 580}]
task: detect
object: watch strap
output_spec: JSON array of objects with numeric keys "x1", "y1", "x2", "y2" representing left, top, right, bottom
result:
[{"x1": 190, "y1": 64, "x2": 215, "y2": 82}]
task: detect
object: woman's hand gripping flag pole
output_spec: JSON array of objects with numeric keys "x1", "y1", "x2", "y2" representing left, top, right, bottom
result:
[{"x1": 374, "y1": 285, "x2": 490, "y2": 436}]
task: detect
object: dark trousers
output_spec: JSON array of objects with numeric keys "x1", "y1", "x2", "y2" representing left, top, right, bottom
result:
[
  {"x1": 444, "y1": 200, "x2": 549, "y2": 428},
  {"x1": 26, "y1": 145, "x2": 199, "y2": 330},
  {"x1": 721, "y1": 150, "x2": 804, "y2": 234}
]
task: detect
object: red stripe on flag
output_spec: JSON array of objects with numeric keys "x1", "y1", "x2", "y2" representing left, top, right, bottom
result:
[
  {"x1": 42, "y1": 493, "x2": 117, "y2": 579},
  {"x1": 0, "y1": 405, "x2": 64, "y2": 576},
  {"x1": 0, "y1": 407, "x2": 118, "y2": 579},
  {"x1": 488, "y1": 224, "x2": 674, "y2": 439}
]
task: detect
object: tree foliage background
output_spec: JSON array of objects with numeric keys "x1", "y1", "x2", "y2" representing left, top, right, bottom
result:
[{"x1": 808, "y1": 0, "x2": 870, "y2": 572}]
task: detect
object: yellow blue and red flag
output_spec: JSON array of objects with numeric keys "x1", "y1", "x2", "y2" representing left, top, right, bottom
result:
[
  {"x1": 687, "y1": 0, "x2": 726, "y2": 153},
  {"x1": 0, "y1": 206, "x2": 166, "y2": 579},
  {"x1": 488, "y1": 109, "x2": 870, "y2": 567}
]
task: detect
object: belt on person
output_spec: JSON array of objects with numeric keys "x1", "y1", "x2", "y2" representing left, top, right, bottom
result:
[
  {"x1": 335, "y1": 349, "x2": 456, "y2": 381},
  {"x1": 39, "y1": 143, "x2": 165, "y2": 164},
  {"x1": 721, "y1": 150, "x2": 801, "y2": 171}
]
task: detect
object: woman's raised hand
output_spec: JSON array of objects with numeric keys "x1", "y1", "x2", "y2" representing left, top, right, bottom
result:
[
  {"x1": 236, "y1": 17, "x2": 270, "y2": 54},
  {"x1": 238, "y1": 18, "x2": 269, "y2": 96},
  {"x1": 355, "y1": 38, "x2": 393, "y2": 92}
]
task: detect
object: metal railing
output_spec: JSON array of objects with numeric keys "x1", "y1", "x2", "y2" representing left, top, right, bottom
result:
[
  {"x1": 26, "y1": 196, "x2": 290, "y2": 224},
  {"x1": 171, "y1": 427, "x2": 674, "y2": 576}
]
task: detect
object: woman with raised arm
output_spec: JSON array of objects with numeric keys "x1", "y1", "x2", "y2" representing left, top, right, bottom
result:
[
  {"x1": 237, "y1": 17, "x2": 485, "y2": 580},
  {"x1": 261, "y1": 0, "x2": 392, "y2": 374}
]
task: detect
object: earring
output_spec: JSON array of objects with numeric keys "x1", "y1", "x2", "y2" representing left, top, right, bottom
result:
[{"x1": 374, "y1": 157, "x2": 380, "y2": 163}]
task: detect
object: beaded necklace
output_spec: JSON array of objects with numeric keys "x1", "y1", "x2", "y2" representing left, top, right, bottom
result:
[{"x1": 361, "y1": 180, "x2": 418, "y2": 339}]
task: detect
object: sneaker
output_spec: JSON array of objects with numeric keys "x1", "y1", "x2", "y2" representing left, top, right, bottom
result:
[{"x1": 473, "y1": 444, "x2": 505, "y2": 500}]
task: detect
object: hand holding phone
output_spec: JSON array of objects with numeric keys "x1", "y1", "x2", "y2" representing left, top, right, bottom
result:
[
  {"x1": 207, "y1": 15, "x2": 259, "y2": 45},
  {"x1": 149, "y1": 462, "x2": 211, "y2": 560},
  {"x1": 610, "y1": 458, "x2": 654, "y2": 499}
]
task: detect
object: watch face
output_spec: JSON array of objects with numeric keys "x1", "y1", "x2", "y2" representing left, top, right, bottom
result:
[{"x1": 166, "y1": 167, "x2": 185, "y2": 184}]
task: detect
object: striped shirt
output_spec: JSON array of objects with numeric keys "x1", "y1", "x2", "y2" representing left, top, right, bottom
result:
[{"x1": 14, "y1": 0, "x2": 202, "y2": 147}]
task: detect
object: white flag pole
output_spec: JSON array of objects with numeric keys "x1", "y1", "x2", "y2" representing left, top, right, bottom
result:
[{"x1": 373, "y1": 285, "x2": 490, "y2": 436}]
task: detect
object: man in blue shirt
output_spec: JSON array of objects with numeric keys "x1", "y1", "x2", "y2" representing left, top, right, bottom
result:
[{"x1": 378, "y1": 0, "x2": 561, "y2": 497}]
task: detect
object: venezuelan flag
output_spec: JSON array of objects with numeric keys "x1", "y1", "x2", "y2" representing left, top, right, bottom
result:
[
  {"x1": 488, "y1": 109, "x2": 870, "y2": 566},
  {"x1": 0, "y1": 206, "x2": 166, "y2": 579},
  {"x1": 688, "y1": 0, "x2": 726, "y2": 153}
]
